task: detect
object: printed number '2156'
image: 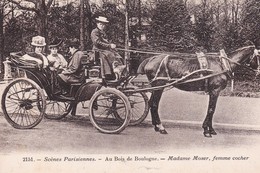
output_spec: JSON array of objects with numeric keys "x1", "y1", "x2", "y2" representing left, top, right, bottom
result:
[{"x1": 22, "y1": 157, "x2": 34, "y2": 162}]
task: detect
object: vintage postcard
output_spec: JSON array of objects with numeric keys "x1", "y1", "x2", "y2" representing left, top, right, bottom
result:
[{"x1": 0, "y1": 0, "x2": 260, "y2": 172}]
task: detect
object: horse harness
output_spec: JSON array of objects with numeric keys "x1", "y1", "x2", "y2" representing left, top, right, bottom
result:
[
  {"x1": 150, "y1": 52, "x2": 212, "y2": 91},
  {"x1": 248, "y1": 49, "x2": 260, "y2": 75}
]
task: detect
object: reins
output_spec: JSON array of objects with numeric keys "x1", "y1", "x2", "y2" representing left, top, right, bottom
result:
[
  {"x1": 115, "y1": 47, "x2": 259, "y2": 73},
  {"x1": 220, "y1": 54, "x2": 259, "y2": 73}
]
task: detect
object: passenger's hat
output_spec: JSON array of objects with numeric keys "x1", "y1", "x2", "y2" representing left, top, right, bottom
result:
[
  {"x1": 95, "y1": 16, "x2": 109, "y2": 23},
  {"x1": 31, "y1": 35, "x2": 46, "y2": 47},
  {"x1": 49, "y1": 37, "x2": 62, "y2": 48}
]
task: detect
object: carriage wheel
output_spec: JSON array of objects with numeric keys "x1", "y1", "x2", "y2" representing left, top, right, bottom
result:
[
  {"x1": 44, "y1": 99, "x2": 73, "y2": 120},
  {"x1": 1, "y1": 78, "x2": 46, "y2": 129},
  {"x1": 114, "y1": 90, "x2": 149, "y2": 125},
  {"x1": 89, "y1": 88, "x2": 131, "y2": 134},
  {"x1": 114, "y1": 87, "x2": 149, "y2": 125}
]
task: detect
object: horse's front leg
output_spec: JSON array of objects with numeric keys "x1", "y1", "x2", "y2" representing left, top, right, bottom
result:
[
  {"x1": 149, "y1": 89, "x2": 167, "y2": 134},
  {"x1": 203, "y1": 90, "x2": 220, "y2": 137}
]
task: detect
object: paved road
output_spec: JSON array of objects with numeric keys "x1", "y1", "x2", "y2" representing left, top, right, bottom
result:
[
  {"x1": 1, "y1": 113, "x2": 260, "y2": 173},
  {"x1": 1, "y1": 114, "x2": 260, "y2": 154}
]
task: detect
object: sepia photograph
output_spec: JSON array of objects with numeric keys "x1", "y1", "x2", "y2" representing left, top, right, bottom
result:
[{"x1": 0, "y1": 0, "x2": 259, "y2": 172}]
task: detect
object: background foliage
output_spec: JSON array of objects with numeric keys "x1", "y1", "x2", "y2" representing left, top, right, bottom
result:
[{"x1": 0, "y1": 0, "x2": 259, "y2": 71}]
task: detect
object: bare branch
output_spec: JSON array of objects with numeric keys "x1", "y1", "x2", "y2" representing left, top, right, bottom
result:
[
  {"x1": 46, "y1": 0, "x2": 54, "y2": 9},
  {"x1": 8, "y1": 0, "x2": 39, "y2": 14},
  {"x1": 23, "y1": 0, "x2": 37, "y2": 3},
  {"x1": 3, "y1": 10, "x2": 13, "y2": 17}
]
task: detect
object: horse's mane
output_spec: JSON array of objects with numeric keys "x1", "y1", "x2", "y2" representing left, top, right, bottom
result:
[{"x1": 228, "y1": 45, "x2": 255, "y2": 57}]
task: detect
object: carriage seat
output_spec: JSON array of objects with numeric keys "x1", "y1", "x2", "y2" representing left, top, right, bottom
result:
[
  {"x1": 10, "y1": 52, "x2": 39, "y2": 69},
  {"x1": 82, "y1": 50, "x2": 100, "y2": 66}
]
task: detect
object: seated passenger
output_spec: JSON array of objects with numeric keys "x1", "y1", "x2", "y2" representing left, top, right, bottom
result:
[
  {"x1": 91, "y1": 16, "x2": 126, "y2": 80},
  {"x1": 47, "y1": 38, "x2": 68, "y2": 94},
  {"x1": 58, "y1": 39, "x2": 85, "y2": 95},
  {"x1": 47, "y1": 38, "x2": 67, "y2": 72},
  {"x1": 21, "y1": 35, "x2": 49, "y2": 68}
]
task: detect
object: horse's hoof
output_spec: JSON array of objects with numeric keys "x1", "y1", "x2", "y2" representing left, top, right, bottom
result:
[
  {"x1": 154, "y1": 126, "x2": 160, "y2": 132},
  {"x1": 203, "y1": 132, "x2": 212, "y2": 138},
  {"x1": 159, "y1": 129, "x2": 168, "y2": 134},
  {"x1": 210, "y1": 130, "x2": 217, "y2": 135},
  {"x1": 154, "y1": 127, "x2": 168, "y2": 134}
]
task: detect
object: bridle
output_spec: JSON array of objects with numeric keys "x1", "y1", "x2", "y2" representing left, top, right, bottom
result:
[
  {"x1": 220, "y1": 48, "x2": 260, "y2": 76},
  {"x1": 247, "y1": 49, "x2": 260, "y2": 75}
]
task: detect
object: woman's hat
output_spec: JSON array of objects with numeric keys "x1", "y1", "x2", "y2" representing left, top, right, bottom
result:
[
  {"x1": 31, "y1": 35, "x2": 46, "y2": 47},
  {"x1": 95, "y1": 16, "x2": 109, "y2": 23},
  {"x1": 49, "y1": 38, "x2": 62, "y2": 48}
]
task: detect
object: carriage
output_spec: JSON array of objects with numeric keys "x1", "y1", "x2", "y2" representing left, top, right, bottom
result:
[
  {"x1": 1, "y1": 44, "x2": 259, "y2": 136},
  {"x1": 1, "y1": 51, "x2": 149, "y2": 134}
]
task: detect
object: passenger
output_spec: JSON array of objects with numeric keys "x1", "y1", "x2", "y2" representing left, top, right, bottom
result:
[
  {"x1": 58, "y1": 39, "x2": 85, "y2": 95},
  {"x1": 91, "y1": 16, "x2": 126, "y2": 80},
  {"x1": 21, "y1": 35, "x2": 49, "y2": 68},
  {"x1": 47, "y1": 38, "x2": 68, "y2": 94},
  {"x1": 47, "y1": 38, "x2": 67, "y2": 72}
]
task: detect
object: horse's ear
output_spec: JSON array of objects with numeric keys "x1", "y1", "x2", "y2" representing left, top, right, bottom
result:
[{"x1": 244, "y1": 40, "x2": 254, "y2": 47}]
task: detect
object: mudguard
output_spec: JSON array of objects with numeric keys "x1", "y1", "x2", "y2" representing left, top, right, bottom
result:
[{"x1": 75, "y1": 82, "x2": 102, "y2": 102}]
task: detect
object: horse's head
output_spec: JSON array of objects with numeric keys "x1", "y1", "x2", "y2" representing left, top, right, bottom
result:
[
  {"x1": 228, "y1": 44, "x2": 260, "y2": 75},
  {"x1": 247, "y1": 49, "x2": 260, "y2": 75},
  {"x1": 228, "y1": 45, "x2": 255, "y2": 63}
]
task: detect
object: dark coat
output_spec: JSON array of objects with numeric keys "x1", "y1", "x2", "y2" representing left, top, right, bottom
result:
[
  {"x1": 91, "y1": 28, "x2": 124, "y2": 77},
  {"x1": 58, "y1": 50, "x2": 85, "y2": 83},
  {"x1": 91, "y1": 28, "x2": 110, "y2": 50}
]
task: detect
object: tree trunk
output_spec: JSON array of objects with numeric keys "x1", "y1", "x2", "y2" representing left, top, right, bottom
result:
[
  {"x1": 223, "y1": 0, "x2": 229, "y2": 26},
  {"x1": 125, "y1": 0, "x2": 130, "y2": 72},
  {"x1": 35, "y1": 1, "x2": 49, "y2": 45},
  {"x1": 80, "y1": 0, "x2": 85, "y2": 50},
  {"x1": 0, "y1": 9, "x2": 4, "y2": 73},
  {"x1": 85, "y1": 0, "x2": 92, "y2": 49},
  {"x1": 137, "y1": 0, "x2": 141, "y2": 41}
]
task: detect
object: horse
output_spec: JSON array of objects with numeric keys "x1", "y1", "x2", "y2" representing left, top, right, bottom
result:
[{"x1": 137, "y1": 44, "x2": 259, "y2": 137}]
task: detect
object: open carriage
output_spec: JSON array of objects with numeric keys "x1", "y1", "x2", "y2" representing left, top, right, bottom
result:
[
  {"x1": 2, "y1": 44, "x2": 259, "y2": 136},
  {"x1": 1, "y1": 51, "x2": 149, "y2": 134}
]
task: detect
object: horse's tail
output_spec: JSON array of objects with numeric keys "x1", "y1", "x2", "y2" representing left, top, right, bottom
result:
[{"x1": 137, "y1": 58, "x2": 151, "y2": 74}]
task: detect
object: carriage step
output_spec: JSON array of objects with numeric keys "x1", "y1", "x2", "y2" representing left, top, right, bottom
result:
[{"x1": 57, "y1": 95, "x2": 75, "y2": 101}]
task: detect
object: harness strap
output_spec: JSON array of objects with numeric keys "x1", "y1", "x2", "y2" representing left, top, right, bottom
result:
[
  {"x1": 150, "y1": 55, "x2": 170, "y2": 83},
  {"x1": 219, "y1": 49, "x2": 232, "y2": 72},
  {"x1": 196, "y1": 51, "x2": 208, "y2": 69}
]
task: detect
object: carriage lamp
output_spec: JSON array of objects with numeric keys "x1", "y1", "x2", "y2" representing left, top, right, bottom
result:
[{"x1": 3, "y1": 57, "x2": 13, "y2": 82}]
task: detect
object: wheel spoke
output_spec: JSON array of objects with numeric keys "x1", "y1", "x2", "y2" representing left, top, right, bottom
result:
[
  {"x1": 2, "y1": 79, "x2": 45, "y2": 129},
  {"x1": 89, "y1": 88, "x2": 131, "y2": 134}
]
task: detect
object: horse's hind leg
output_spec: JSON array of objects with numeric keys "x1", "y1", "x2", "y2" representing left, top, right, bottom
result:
[
  {"x1": 71, "y1": 103, "x2": 77, "y2": 116},
  {"x1": 203, "y1": 90, "x2": 220, "y2": 137},
  {"x1": 149, "y1": 89, "x2": 167, "y2": 134}
]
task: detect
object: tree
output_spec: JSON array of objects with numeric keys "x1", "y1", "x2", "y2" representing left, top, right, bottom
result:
[
  {"x1": 84, "y1": 0, "x2": 93, "y2": 49},
  {"x1": 0, "y1": 0, "x2": 7, "y2": 72},
  {"x1": 79, "y1": 0, "x2": 92, "y2": 50},
  {"x1": 8, "y1": 0, "x2": 54, "y2": 42},
  {"x1": 0, "y1": 0, "x2": 14, "y2": 72},
  {"x1": 80, "y1": 0, "x2": 85, "y2": 50},
  {"x1": 148, "y1": 0, "x2": 196, "y2": 52},
  {"x1": 240, "y1": 0, "x2": 260, "y2": 47},
  {"x1": 193, "y1": 0, "x2": 215, "y2": 52},
  {"x1": 4, "y1": 18, "x2": 23, "y2": 53}
]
